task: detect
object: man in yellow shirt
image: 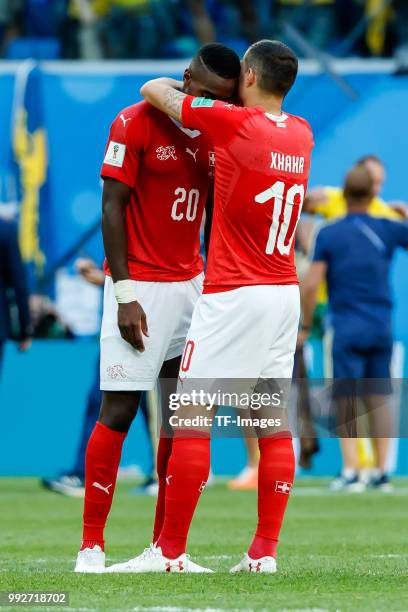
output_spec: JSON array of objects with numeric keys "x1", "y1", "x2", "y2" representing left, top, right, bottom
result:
[{"x1": 304, "y1": 155, "x2": 406, "y2": 221}]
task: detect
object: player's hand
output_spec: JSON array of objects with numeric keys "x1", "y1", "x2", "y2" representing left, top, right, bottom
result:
[
  {"x1": 17, "y1": 338, "x2": 32, "y2": 352},
  {"x1": 118, "y1": 301, "x2": 149, "y2": 352},
  {"x1": 75, "y1": 258, "x2": 105, "y2": 286},
  {"x1": 297, "y1": 328, "x2": 310, "y2": 348},
  {"x1": 389, "y1": 201, "x2": 408, "y2": 219}
]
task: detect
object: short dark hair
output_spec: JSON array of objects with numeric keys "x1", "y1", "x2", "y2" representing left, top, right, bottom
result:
[
  {"x1": 344, "y1": 165, "x2": 374, "y2": 203},
  {"x1": 355, "y1": 154, "x2": 383, "y2": 167},
  {"x1": 194, "y1": 43, "x2": 241, "y2": 80},
  {"x1": 244, "y1": 39, "x2": 298, "y2": 97}
]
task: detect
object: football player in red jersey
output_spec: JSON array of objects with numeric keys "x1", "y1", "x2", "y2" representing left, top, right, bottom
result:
[
  {"x1": 106, "y1": 40, "x2": 313, "y2": 574},
  {"x1": 75, "y1": 44, "x2": 241, "y2": 574}
]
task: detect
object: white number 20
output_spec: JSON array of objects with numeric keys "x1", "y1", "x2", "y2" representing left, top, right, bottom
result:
[
  {"x1": 172, "y1": 187, "x2": 200, "y2": 222},
  {"x1": 255, "y1": 181, "x2": 304, "y2": 255}
]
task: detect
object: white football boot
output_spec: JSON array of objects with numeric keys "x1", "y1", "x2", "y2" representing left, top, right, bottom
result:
[
  {"x1": 74, "y1": 545, "x2": 105, "y2": 573},
  {"x1": 106, "y1": 544, "x2": 213, "y2": 573},
  {"x1": 230, "y1": 553, "x2": 277, "y2": 574}
]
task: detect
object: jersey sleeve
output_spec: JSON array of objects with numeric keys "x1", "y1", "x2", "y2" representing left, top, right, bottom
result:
[
  {"x1": 312, "y1": 226, "x2": 331, "y2": 263},
  {"x1": 100, "y1": 110, "x2": 144, "y2": 188},
  {"x1": 181, "y1": 95, "x2": 246, "y2": 145}
]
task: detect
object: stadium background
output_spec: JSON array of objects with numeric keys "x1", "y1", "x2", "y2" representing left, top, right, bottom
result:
[{"x1": 1, "y1": 0, "x2": 408, "y2": 479}]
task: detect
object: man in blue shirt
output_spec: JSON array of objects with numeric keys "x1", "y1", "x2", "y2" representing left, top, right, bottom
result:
[{"x1": 300, "y1": 165, "x2": 408, "y2": 491}]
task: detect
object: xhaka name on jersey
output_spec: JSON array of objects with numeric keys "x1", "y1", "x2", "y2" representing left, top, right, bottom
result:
[{"x1": 271, "y1": 152, "x2": 304, "y2": 174}]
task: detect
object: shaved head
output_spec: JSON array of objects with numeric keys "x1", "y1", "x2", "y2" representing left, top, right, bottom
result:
[{"x1": 343, "y1": 165, "x2": 375, "y2": 209}]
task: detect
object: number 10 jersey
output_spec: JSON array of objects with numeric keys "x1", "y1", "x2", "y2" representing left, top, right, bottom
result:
[{"x1": 181, "y1": 96, "x2": 314, "y2": 293}]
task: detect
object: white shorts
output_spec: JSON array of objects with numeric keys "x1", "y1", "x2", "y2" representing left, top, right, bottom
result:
[
  {"x1": 100, "y1": 273, "x2": 203, "y2": 391},
  {"x1": 178, "y1": 284, "x2": 300, "y2": 396}
]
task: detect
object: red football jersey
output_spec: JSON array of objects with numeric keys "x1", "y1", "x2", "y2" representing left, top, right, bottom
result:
[
  {"x1": 101, "y1": 101, "x2": 214, "y2": 281},
  {"x1": 181, "y1": 96, "x2": 314, "y2": 292}
]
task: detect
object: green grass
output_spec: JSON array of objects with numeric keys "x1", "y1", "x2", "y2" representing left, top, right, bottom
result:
[{"x1": 1, "y1": 478, "x2": 408, "y2": 611}]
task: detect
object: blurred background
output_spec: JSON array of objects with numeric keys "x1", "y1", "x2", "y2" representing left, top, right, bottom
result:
[
  {"x1": 1, "y1": 0, "x2": 408, "y2": 488},
  {"x1": 1, "y1": 0, "x2": 408, "y2": 60}
]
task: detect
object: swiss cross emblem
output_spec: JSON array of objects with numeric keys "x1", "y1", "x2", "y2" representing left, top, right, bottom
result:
[
  {"x1": 249, "y1": 561, "x2": 262, "y2": 572},
  {"x1": 209, "y1": 151, "x2": 216, "y2": 167},
  {"x1": 275, "y1": 481, "x2": 292, "y2": 494},
  {"x1": 156, "y1": 145, "x2": 177, "y2": 161}
]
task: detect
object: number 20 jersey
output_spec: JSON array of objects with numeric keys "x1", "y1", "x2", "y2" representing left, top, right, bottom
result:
[
  {"x1": 181, "y1": 96, "x2": 314, "y2": 292},
  {"x1": 100, "y1": 101, "x2": 214, "y2": 281}
]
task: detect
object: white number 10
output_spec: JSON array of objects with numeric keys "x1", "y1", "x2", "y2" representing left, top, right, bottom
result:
[{"x1": 255, "y1": 181, "x2": 304, "y2": 255}]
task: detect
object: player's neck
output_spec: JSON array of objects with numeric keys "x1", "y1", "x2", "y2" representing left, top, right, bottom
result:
[
  {"x1": 243, "y1": 91, "x2": 283, "y2": 116},
  {"x1": 347, "y1": 205, "x2": 369, "y2": 215}
]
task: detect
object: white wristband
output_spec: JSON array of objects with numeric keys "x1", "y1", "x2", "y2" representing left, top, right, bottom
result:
[{"x1": 113, "y1": 279, "x2": 137, "y2": 304}]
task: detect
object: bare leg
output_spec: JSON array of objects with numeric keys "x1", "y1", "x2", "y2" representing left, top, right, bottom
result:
[
  {"x1": 339, "y1": 438, "x2": 360, "y2": 471},
  {"x1": 364, "y1": 394, "x2": 393, "y2": 471}
]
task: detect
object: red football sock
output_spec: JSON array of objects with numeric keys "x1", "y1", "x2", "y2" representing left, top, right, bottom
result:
[
  {"x1": 248, "y1": 435, "x2": 295, "y2": 560},
  {"x1": 157, "y1": 432, "x2": 210, "y2": 559},
  {"x1": 81, "y1": 421, "x2": 127, "y2": 551},
  {"x1": 152, "y1": 433, "x2": 173, "y2": 544}
]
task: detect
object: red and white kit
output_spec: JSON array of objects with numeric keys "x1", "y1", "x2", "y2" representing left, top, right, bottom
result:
[
  {"x1": 178, "y1": 97, "x2": 314, "y2": 384},
  {"x1": 100, "y1": 101, "x2": 214, "y2": 390}
]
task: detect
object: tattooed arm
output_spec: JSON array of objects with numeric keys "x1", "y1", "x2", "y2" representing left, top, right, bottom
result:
[{"x1": 140, "y1": 78, "x2": 186, "y2": 122}]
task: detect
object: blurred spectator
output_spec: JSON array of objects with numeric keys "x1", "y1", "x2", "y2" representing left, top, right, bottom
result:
[
  {"x1": 30, "y1": 294, "x2": 74, "y2": 338},
  {"x1": 98, "y1": 0, "x2": 178, "y2": 59},
  {"x1": 335, "y1": 0, "x2": 399, "y2": 57},
  {"x1": 61, "y1": 0, "x2": 106, "y2": 59},
  {"x1": 0, "y1": 0, "x2": 24, "y2": 55},
  {"x1": 276, "y1": 0, "x2": 338, "y2": 52},
  {"x1": 1, "y1": 0, "x2": 407, "y2": 59},
  {"x1": 304, "y1": 155, "x2": 407, "y2": 221},
  {"x1": 24, "y1": 0, "x2": 66, "y2": 37},
  {"x1": 187, "y1": 0, "x2": 215, "y2": 43},
  {"x1": 301, "y1": 165, "x2": 408, "y2": 492},
  {"x1": 0, "y1": 217, "x2": 32, "y2": 376}
]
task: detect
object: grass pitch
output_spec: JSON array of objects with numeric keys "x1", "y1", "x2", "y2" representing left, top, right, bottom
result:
[{"x1": 1, "y1": 478, "x2": 408, "y2": 611}]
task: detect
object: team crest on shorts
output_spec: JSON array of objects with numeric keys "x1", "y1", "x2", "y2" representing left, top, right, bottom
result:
[{"x1": 106, "y1": 364, "x2": 127, "y2": 380}]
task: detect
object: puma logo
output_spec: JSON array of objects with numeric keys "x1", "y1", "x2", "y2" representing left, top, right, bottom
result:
[
  {"x1": 120, "y1": 113, "x2": 131, "y2": 127},
  {"x1": 186, "y1": 147, "x2": 199, "y2": 162},
  {"x1": 92, "y1": 481, "x2": 113, "y2": 495}
]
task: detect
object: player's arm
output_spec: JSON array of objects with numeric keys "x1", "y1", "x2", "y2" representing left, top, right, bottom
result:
[
  {"x1": 299, "y1": 226, "x2": 329, "y2": 346},
  {"x1": 102, "y1": 178, "x2": 148, "y2": 352},
  {"x1": 299, "y1": 261, "x2": 327, "y2": 346},
  {"x1": 141, "y1": 79, "x2": 242, "y2": 142},
  {"x1": 383, "y1": 200, "x2": 408, "y2": 219},
  {"x1": 303, "y1": 187, "x2": 330, "y2": 215},
  {"x1": 140, "y1": 78, "x2": 186, "y2": 122}
]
